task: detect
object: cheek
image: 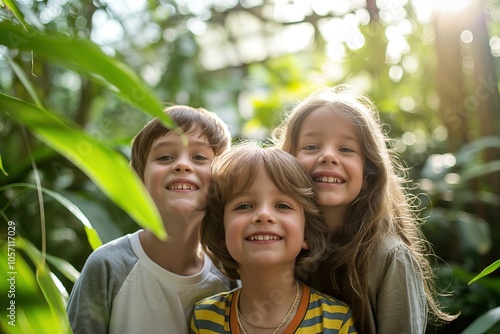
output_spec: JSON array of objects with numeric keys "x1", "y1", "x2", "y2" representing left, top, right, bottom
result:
[
  {"x1": 223, "y1": 214, "x2": 246, "y2": 237},
  {"x1": 300, "y1": 224, "x2": 310, "y2": 250},
  {"x1": 223, "y1": 218, "x2": 241, "y2": 256},
  {"x1": 295, "y1": 155, "x2": 313, "y2": 171},
  {"x1": 143, "y1": 167, "x2": 159, "y2": 190}
]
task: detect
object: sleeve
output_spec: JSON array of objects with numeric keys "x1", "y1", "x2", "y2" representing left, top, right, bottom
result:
[
  {"x1": 189, "y1": 308, "x2": 200, "y2": 334},
  {"x1": 66, "y1": 248, "x2": 113, "y2": 334},
  {"x1": 375, "y1": 244, "x2": 428, "y2": 334},
  {"x1": 339, "y1": 307, "x2": 358, "y2": 334}
]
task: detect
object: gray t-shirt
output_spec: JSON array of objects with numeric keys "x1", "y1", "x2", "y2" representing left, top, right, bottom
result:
[{"x1": 67, "y1": 231, "x2": 234, "y2": 334}]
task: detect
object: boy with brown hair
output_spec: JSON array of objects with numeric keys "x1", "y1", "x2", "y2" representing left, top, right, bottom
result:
[{"x1": 67, "y1": 105, "x2": 234, "y2": 334}]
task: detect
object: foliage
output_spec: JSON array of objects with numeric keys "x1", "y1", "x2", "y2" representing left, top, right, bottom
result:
[
  {"x1": 469, "y1": 260, "x2": 500, "y2": 285},
  {"x1": 457, "y1": 259, "x2": 500, "y2": 334},
  {"x1": 0, "y1": 0, "x2": 499, "y2": 333},
  {"x1": 0, "y1": 2, "x2": 173, "y2": 332}
]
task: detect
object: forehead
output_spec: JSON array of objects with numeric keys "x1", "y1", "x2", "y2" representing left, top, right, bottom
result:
[
  {"x1": 150, "y1": 130, "x2": 212, "y2": 150},
  {"x1": 299, "y1": 106, "x2": 359, "y2": 140}
]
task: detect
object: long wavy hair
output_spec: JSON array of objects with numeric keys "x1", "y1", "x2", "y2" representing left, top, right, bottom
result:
[{"x1": 273, "y1": 85, "x2": 456, "y2": 332}]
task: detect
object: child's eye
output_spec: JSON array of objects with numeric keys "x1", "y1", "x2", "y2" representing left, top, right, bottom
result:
[
  {"x1": 304, "y1": 144, "x2": 319, "y2": 151},
  {"x1": 157, "y1": 155, "x2": 173, "y2": 161},
  {"x1": 193, "y1": 154, "x2": 209, "y2": 161},
  {"x1": 339, "y1": 147, "x2": 355, "y2": 153},
  {"x1": 276, "y1": 203, "x2": 293, "y2": 210},
  {"x1": 235, "y1": 203, "x2": 252, "y2": 210}
]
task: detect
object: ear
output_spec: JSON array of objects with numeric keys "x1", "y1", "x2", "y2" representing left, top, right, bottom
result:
[
  {"x1": 302, "y1": 239, "x2": 310, "y2": 250},
  {"x1": 361, "y1": 164, "x2": 374, "y2": 194},
  {"x1": 364, "y1": 161, "x2": 377, "y2": 175},
  {"x1": 361, "y1": 177, "x2": 368, "y2": 194}
]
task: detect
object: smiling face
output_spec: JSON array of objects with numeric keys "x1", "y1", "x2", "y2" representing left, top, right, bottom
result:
[
  {"x1": 143, "y1": 128, "x2": 215, "y2": 219},
  {"x1": 223, "y1": 167, "x2": 309, "y2": 270},
  {"x1": 295, "y1": 106, "x2": 365, "y2": 218}
]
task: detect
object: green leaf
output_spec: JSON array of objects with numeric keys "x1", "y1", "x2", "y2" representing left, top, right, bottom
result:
[
  {"x1": 0, "y1": 241, "x2": 61, "y2": 334},
  {"x1": 1, "y1": 183, "x2": 103, "y2": 250},
  {"x1": 0, "y1": 154, "x2": 7, "y2": 176},
  {"x1": 0, "y1": 93, "x2": 166, "y2": 240},
  {"x1": 0, "y1": 20, "x2": 175, "y2": 129},
  {"x1": 6, "y1": 54, "x2": 42, "y2": 107},
  {"x1": 461, "y1": 160, "x2": 500, "y2": 182},
  {"x1": 2, "y1": 0, "x2": 29, "y2": 30},
  {"x1": 469, "y1": 259, "x2": 500, "y2": 285},
  {"x1": 461, "y1": 306, "x2": 500, "y2": 334},
  {"x1": 15, "y1": 238, "x2": 71, "y2": 334},
  {"x1": 45, "y1": 253, "x2": 80, "y2": 284},
  {"x1": 455, "y1": 136, "x2": 500, "y2": 165},
  {"x1": 36, "y1": 265, "x2": 70, "y2": 334},
  {"x1": 456, "y1": 211, "x2": 492, "y2": 255}
]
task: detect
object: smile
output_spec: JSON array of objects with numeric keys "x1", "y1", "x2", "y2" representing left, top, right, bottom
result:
[
  {"x1": 167, "y1": 183, "x2": 198, "y2": 190},
  {"x1": 247, "y1": 235, "x2": 282, "y2": 241},
  {"x1": 313, "y1": 176, "x2": 344, "y2": 184}
]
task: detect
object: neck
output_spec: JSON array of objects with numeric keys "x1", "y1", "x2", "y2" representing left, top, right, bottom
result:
[
  {"x1": 139, "y1": 228, "x2": 204, "y2": 275},
  {"x1": 320, "y1": 206, "x2": 345, "y2": 234},
  {"x1": 237, "y1": 272, "x2": 300, "y2": 332}
]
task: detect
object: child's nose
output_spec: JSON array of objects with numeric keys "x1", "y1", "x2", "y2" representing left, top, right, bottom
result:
[
  {"x1": 318, "y1": 148, "x2": 339, "y2": 165},
  {"x1": 252, "y1": 207, "x2": 276, "y2": 224},
  {"x1": 172, "y1": 156, "x2": 193, "y2": 172}
]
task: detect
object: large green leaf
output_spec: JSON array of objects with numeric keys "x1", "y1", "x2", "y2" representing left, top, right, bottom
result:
[
  {"x1": 461, "y1": 307, "x2": 500, "y2": 334},
  {"x1": 0, "y1": 183, "x2": 103, "y2": 250},
  {"x1": 0, "y1": 240, "x2": 67, "y2": 334},
  {"x1": 35, "y1": 265, "x2": 69, "y2": 333},
  {"x1": 0, "y1": 20, "x2": 174, "y2": 128},
  {"x1": 16, "y1": 238, "x2": 70, "y2": 333},
  {"x1": 0, "y1": 93, "x2": 166, "y2": 239}
]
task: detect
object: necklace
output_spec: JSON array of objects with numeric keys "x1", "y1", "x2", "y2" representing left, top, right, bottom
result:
[{"x1": 235, "y1": 280, "x2": 300, "y2": 334}]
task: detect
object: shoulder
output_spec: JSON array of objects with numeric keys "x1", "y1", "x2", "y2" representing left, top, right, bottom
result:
[
  {"x1": 88, "y1": 232, "x2": 135, "y2": 258},
  {"x1": 371, "y1": 234, "x2": 418, "y2": 268},
  {"x1": 193, "y1": 289, "x2": 236, "y2": 316},
  {"x1": 80, "y1": 232, "x2": 138, "y2": 277},
  {"x1": 195, "y1": 289, "x2": 235, "y2": 307},
  {"x1": 368, "y1": 234, "x2": 426, "y2": 293},
  {"x1": 308, "y1": 287, "x2": 351, "y2": 310},
  {"x1": 305, "y1": 286, "x2": 356, "y2": 330},
  {"x1": 204, "y1": 255, "x2": 240, "y2": 289}
]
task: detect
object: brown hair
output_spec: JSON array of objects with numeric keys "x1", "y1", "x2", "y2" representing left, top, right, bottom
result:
[
  {"x1": 200, "y1": 141, "x2": 329, "y2": 280},
  {"x1": 130, "y1": 105, "x2": 231, "y2": 180},
  {"x1": 273, "y1": 85, "x2": 457, "y2": 332}
]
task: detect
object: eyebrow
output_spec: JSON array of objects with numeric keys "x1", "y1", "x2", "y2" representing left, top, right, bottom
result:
[
  {"x1": 300, "y1": 131, "x2": 359, "y2": 142},
  {"x1": 151, "y1": 138, "x2": 212, "y2": 150}
]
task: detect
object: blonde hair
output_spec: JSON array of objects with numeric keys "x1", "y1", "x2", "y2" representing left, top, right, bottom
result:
[
  {"x1": 273, "y1": 85, "x2": 456, "y2": 332},
  {"x1": 200, "y1": 142, "x2": 329, "y2": 280}
]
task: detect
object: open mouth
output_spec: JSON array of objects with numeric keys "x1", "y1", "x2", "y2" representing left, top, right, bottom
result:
[
  {"x1": 247, "y1": 234, "x2": 282, "y2": 241},
  {"x1": 313, "y1": 176, "x2": 344, "y2": 184},
  {"x1": 167, "y1": 183, "x2": 198, "y2": 190}
]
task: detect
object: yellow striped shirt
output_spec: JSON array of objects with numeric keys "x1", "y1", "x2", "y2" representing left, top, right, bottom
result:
[{"x1": 191, "y1": 282, "x2": 357, "y2": 333}]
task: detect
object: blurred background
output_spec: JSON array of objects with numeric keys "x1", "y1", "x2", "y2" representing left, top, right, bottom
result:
[{"x1": 0, "y1": 0, "x2": 499, "y2": 332}]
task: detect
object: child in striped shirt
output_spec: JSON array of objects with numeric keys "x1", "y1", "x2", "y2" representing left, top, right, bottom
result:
[{"x1": 190, "y1": 142, "x2": 357, "y2": 334}]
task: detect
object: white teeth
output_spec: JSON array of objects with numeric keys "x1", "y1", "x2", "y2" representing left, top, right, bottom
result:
[
  {"x1": 168, "y1": 183, "x2": 197, "y2": 190},
  {"x1": 315, "y1": 176, "x2": 343, "y2": 183},
  {"x1": 248, "y1": 235, "x2": 281, "y2": 241}
]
